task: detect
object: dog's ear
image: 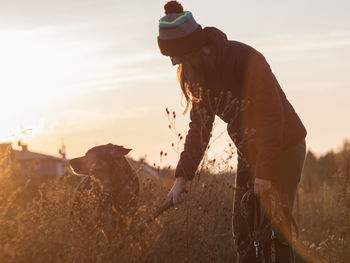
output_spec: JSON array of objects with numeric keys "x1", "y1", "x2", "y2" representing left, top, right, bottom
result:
[
  {"x1": 119, "y1": 146, "x2": 132, "y2": 155},
  {"x1": 107, "y1": 144, "x2": 132, "y2": 158}
]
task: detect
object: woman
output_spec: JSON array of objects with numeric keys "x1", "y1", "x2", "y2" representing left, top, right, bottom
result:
[{"x1": 157, "y1": 1, "x2": 307, "y2": 262}]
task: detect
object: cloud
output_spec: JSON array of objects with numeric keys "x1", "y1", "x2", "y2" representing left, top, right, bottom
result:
[
  {"x1": 256, "y1": 31, "x2": 350, "y2": 55},
  {"x1": 0, "y1": 0, "x2": 141, "y2": 29}
]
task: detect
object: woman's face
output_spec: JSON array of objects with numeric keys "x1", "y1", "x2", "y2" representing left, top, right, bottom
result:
[{"x1": 171, "y1": 48, "x2": 209, "y2": 86}]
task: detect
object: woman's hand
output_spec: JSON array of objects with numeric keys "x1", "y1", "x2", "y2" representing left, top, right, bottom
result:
[{"x1": 168, "y1": 176, "x2": 188, "y2": 205}]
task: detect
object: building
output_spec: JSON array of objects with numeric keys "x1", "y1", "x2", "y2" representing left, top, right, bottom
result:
[
  {"x1": 0, "y1": 142, "x2": 166, "y2": 179},
  {"x1": 0, "y1": 142, "x2": 69, "y2": 177}
]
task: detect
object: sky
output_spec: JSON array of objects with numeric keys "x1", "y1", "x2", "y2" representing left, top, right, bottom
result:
[{"x1": 0, "y1": 0, "x2": 349, "y2": 169}]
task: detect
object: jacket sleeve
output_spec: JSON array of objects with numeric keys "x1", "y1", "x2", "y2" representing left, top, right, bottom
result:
[
  {"x1": 175, "y1": 101, "x2": 215, "y2": 180},
  {"x1": 253, "y1": 59, "x2": 284, "y2": 181}
]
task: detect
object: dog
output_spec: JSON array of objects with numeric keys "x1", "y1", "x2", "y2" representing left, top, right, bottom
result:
[{"x1": 69, "y1": 143, "x2": 139, "y2": 242}]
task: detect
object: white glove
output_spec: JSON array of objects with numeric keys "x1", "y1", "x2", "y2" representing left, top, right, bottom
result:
[{"x1": 168, "y1": 176, "x2": 188, "y2": 205}]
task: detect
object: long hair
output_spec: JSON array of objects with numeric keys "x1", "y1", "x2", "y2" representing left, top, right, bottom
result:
[{"x1": 177, "y1": 64, "x2": 203, "y2": 114}]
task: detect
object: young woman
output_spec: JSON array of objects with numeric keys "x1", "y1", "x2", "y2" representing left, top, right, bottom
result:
[{"x1": 157, "y1": 1, "x2": 307, "y2": 262}]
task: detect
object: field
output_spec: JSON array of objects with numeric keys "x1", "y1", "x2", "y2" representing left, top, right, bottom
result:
[{"x1": 0, "y1": 142, "x2": 350, "y2": 263}]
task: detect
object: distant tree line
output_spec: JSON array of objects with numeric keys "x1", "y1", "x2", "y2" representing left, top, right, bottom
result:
[{"x1": 302, "y1": 140, "x2": 350, "y2": 193}]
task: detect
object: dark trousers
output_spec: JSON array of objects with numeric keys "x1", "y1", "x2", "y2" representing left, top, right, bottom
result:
[{"x1": 232, "y1": 139, "x2": 306, "y2": 263}]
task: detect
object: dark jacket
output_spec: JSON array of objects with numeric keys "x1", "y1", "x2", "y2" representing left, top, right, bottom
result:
[{"x1": 175, "y1": 27, "x2": 307, "y2": 181}]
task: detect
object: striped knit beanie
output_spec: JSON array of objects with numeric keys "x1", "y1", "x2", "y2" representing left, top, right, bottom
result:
[{"x1": 157, "y1": 1, "x2": 206, "y2": 57}]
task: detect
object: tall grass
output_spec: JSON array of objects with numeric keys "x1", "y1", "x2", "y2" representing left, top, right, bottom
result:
[
  {"x1": 1, "y1": 118, "x2": 349, "y2": 262},
  {"x1": 0, "y1": 153, "x2": 236, "y2": 262},
  {"x1": 1, "y1": 146, "x2": 350, "y2": 262},
  {"x1": 296, "y1": 145, "x2": 350, "y2": 262}
]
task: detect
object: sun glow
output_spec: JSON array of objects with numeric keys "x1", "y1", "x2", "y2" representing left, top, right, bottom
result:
[{"x1": 0, "y1": 29, "x2": 75, "y2": 142}]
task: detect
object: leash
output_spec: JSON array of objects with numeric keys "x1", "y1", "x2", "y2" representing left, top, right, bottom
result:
[
  {"x1": 238, "y1": 185, "x2": 299, "y2": 263},
  {"x1": 102, "y1": 199, "x2": 174, "y2": 260}
]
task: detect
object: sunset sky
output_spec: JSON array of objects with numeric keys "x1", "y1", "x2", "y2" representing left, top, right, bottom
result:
[{"x1": 1, "y1": 0, "x2": 349, "y2": 169}]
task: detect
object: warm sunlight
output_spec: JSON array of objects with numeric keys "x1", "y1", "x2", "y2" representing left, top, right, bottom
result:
[
  {"x1": 0, "y1": 1, "x2": 349, "y2": 262},
  {"x1": 0, "y1": 29, "x2": 75, "y2": 141}
]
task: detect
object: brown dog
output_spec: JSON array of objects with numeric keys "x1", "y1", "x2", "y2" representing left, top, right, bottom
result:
[{"x1": 69, "y1": 143, "x2": 139, "y2": 241}]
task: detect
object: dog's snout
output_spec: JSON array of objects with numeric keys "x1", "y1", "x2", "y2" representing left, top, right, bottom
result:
[
  {"x1": 70, "y1": 157, "x2": 89, "y2": 175},
  {"x1": 69, "y1": 158, "x2": 79, "y2": 168}
]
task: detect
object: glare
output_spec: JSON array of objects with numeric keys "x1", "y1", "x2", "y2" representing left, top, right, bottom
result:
[{"x1": 0, "y1": 29, "x2": 74, "y2": 141}]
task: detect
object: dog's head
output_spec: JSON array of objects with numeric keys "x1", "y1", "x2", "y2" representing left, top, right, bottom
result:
[{"x1": 70, "y1": 143, "x2": 133, "y2": 194}]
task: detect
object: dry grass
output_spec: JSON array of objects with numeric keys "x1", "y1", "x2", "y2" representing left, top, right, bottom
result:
[
  {"x1": 0, "y1": 167, "x2": 236, "y2": 262},
  {"x1": 1, "y1": 150, "x2": 350, "y2": 263},
  {"x1": 0, "y1": 115, "x2": 349, "y2": 262}
]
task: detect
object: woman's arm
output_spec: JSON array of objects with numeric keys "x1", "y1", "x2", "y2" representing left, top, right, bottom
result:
[{"x1": 175, "y1": 100, "x2": 215, "y2": 180}]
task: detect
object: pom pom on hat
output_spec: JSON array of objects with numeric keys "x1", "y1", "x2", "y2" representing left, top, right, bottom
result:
[
  {"x1": 164, "y1": 1, "x2": 184, "y2": 14},
  {"x1": 157, "y1": 1, "x2": 206, "y2": 57}
]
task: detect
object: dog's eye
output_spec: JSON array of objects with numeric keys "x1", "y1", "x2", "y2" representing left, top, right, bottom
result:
[{"x1": 92, "y1": 159, "x2": 103, "y2": 166}]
